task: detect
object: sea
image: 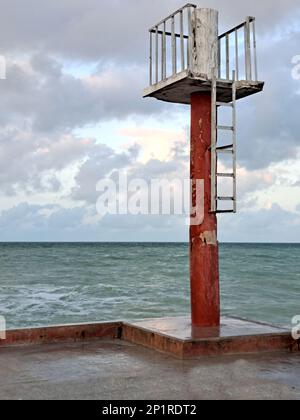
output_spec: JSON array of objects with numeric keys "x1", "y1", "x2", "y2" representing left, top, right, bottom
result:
[{"x1": 0, "y1": 243, "x2": 299, "y2": 330}]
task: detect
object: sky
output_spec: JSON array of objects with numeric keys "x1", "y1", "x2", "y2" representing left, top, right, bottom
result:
[{"x1": 0, "y1": 0, "x2": 299, "y2": 242}]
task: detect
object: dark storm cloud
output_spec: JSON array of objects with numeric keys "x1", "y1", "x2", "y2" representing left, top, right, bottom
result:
[
  {"x1": 0, "y1": 1, "x2": 299, "y2": 62},
  {"x1": 238, "y1": 31, "x2": 300, "y2": 170},
  {"x1": 0, "y1": 1, "x2": 298, "y2": 170}
]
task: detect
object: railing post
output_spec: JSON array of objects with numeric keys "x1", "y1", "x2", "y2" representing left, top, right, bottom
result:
[
  {"x1": 244, "y1": 17, "x2": 252, "y2": 81},
  {"x1": 149, "y1": 31, "x2": 153, "y2": 85},
  {"x1": 180, "y1": 10, "x2": 185, "y2": 71},
  {"x1": 218, "y1": 38, "x2": 221, "y2": 79},
  {"x1": 252, "y1": 19, "x2": 258, "y2": 81},
  {"x1": 171, "y1": 16, "x2": 177, "y2": 75},
  {"x1": 226, "y1": 34, "x2": 230, "y2": 80},
  {"x1": 235, "y1": 29, "x2": 239, "y2": 81},
  {"x1": 155, "y1": 26, "x2": 159, "y2": 84},
  {"x1": 162, "y1": 21, "x2": 166, "y2": 80},
  {"x1": 187, "y1": 6, "x2": 193, "y2": 71}
]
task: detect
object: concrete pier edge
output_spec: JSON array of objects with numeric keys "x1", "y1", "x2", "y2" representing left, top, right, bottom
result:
[{"x1": 0, "y1": 317, "x2": 297, "y2": 359}]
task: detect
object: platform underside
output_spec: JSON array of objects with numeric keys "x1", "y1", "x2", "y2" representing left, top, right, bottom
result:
[{"x1": 143, "y1": 70, "x2": 264, "y2": 104}]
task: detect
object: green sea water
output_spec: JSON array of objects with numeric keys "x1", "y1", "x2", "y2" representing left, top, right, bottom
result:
[{"x1": 0, "y1": 243, "x2": 299, "y2": 329}]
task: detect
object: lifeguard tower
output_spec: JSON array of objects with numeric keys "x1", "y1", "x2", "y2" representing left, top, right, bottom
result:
[
  {"x1": 0, "y1": 3, "x2": 295, "y2": 373},
  {"x1": 144, "y1": 4, "x2": 264, "y2": 329}
]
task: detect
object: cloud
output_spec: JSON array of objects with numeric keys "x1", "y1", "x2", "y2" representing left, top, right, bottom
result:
[
  {"x1": 2, "y1": 8, "x2": 297, "y2": 171},
  {"x1": 1, "y1": 55, "x2": 167, "y2": 134},
  {"x1": 237, "y1": 29, "x2": 300, "y2": 170},
  {"x1": 71, "y1": 143, "x2": 134, "y2": 204},
  {"x1": 0, "y1": 1, "x2": 299, "y2": 242},
  {"x1": 0, "y1": 127, "x2": 93, "y2": 195},
  {"x1": 71, "y1": 126, "x2": 190, "y2": 206},
  {"x1": 0, "y1": 1, "x2": 299, "y2": 62},
  {"x1": 238, "y1": 167, "x2": 275, "y2": 197},
  {"x1": 0, "y1": 202, "x2": 188, "y2": 242},
  {"x1": 219, "y1": 203, "x2": 300, "y2": 242},
  {"x1": 0, "y1": 202, "x2": 89, "y2": 241},
  {"x1": 119, "y1": 127, "x2": 187, "y2": 163},
  {"x1": 1, "y1": 200, "x2": 300, "y2": 243}
]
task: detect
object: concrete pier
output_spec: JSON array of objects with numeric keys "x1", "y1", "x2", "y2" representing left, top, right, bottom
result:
[
  {"x1": 0, "y1": 318, "x2": 299, "y2": 399},
  {"x1": 0, "y1": 339, "x2": 299, "y2": 400},
  {"x1": 0, "y1": 317, "x2": 296, "y2": 356}
]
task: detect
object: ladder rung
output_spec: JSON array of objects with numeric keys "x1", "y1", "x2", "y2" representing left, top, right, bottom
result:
[
  {"x1": 217, "y1": 173, "x2": 234, "y2": 178},
  {"x1": 217, "y1": 125, "x2": 234, "y2": 131},
  {"x1": 217, "y1": 144, "x2": 234, "y2": 150},
  {"x1": 216, "y1": 102, "x2": 233, "y2": 108},
  {"x1": 217, "y1": 149, "x2": 233, "y2": 154},
  {"x1": 218, "y1": 197, "x2": 235, "y2": 201},
  {"x1": 216, "y1": 210, "x2": 235, "y2": 214}
]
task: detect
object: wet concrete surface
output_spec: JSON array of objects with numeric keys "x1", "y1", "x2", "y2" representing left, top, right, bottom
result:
[
  {"x1": 128, "y1": 316, "x2": 286, "y2": 340},
  {"x1": 0, "y1": 339, "x2": 299, "y2": 400}
]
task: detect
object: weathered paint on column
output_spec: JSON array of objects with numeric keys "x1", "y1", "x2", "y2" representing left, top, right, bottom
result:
[
  {"x1": 190, "y1": 92, "x2": 220, "y2": 328},
  {"x1": 190, "y1": 8, "x2": 219, "y2": 79}
]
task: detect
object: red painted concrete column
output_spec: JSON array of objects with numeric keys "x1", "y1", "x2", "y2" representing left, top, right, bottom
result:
[{"x1": 190, "y1": 92, "x2": 220, "y2": 328}]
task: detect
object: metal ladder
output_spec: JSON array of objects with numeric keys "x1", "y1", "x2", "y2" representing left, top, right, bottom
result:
[{"x1": 211, "y1": 72, "x2": 237, "y2": 214}]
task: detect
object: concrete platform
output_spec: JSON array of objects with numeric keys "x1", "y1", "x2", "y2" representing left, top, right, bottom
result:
[
  {"x1": 123, "y1": 317, "x2": 294, "y2": 358},
  {"x1": 143, "y1": 70, "x2": 265, "y2": 105},
  {"x1": 0, "y1": 317, "x2": 299, "y2": 400},
  {"x1": 0, "y1": 321, "x2": 122, "y2": 348},
  {"x1": 0, "y1": 317, "x2": 296, "y2": 359},
  {"x1": 0, "y1": 340, "x2": 300, "y2": 400}
]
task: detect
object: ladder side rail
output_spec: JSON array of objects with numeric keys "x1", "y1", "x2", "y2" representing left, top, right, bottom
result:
[
  {"x1": 232, "y1": 71, "x2": 237, "y2": 213},
  {"x1": 211, "y1": 74, "x2": 218, "y2": 213}
]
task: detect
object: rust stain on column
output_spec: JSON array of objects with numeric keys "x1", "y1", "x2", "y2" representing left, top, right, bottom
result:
[{"x1": 190, "y1": 92, "x2": 220, "y2": 328}]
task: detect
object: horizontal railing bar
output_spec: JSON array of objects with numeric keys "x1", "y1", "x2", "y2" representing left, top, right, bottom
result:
[
  {"x1": 149, "y1": 3, "x2": 197, "y2": 31},
  {"x1": 150, "y1": 29, "x2": 189, "y2": 39},
  {"x1": 218, "y1": 16, "x2": 255, "y2": 40}
]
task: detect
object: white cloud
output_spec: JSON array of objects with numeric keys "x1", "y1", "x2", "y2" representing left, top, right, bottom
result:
[
  {"x1": 0, "y1": 1, "x2": 299, "y2": 242},
  {"x1": 219, "y1": 204, "x2": 300, "y2": 243}
]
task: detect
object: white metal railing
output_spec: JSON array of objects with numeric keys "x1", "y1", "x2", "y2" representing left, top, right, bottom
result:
[
  {"x1": 149, "y1": 3, "x2": 197, "y2": 85},
  {"x1": 218, "y1": 17, "x2": 258, "y2": 82},
  {"x1": 148, "y1": 7, "x2": 259, "y2": 86}
]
